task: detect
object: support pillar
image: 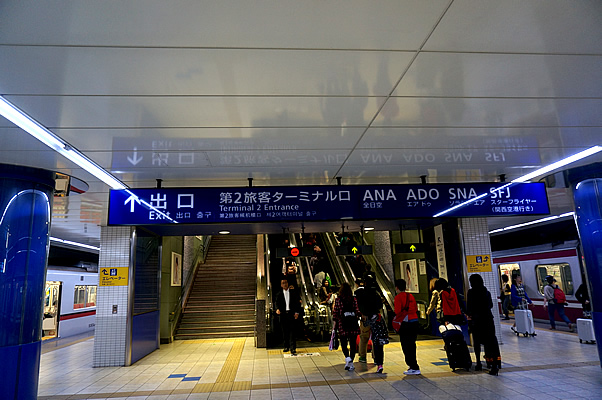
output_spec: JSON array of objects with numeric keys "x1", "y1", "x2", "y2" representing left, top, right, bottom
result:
[
  {"x1": 459, "y1": 218, "x2": 502, "y2": 344},
  {"x1": 93, "y1": 226, "x2": 133, "y2": 367},
  {"x1": 0, "y1": 164, "x2": 54, "y2": 400},
  {"x1": 373, "y1": 231, "x2": 394, "y2": 281},
  {"x1": 573, "y1": 179, "x2": 602, "y2": 366}
]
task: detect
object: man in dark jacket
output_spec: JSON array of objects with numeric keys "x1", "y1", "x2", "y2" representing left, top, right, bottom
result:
[
  {"x1": 355, "y1": 275, "x2": 386, "y2": 372},
  {"x1": 275, "y1": 277, "x2": 302, "y2": 355}
]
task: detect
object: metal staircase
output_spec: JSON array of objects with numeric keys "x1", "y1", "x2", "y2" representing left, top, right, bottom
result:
[{"x1": 175, "y1": 234, "x2": 257, "y2": 339}]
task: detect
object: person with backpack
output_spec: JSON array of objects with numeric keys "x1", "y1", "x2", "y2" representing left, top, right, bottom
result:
[
  {"x1": 333, "y1": 282, "x2": 361, "y2": 371},
  {"x1": 543, "y1": 275, "x2": 574, "y2": 332},
  {"x1": 393, "y1": 279, "x2": 421, "y2": 375},
  {"x1": 435, "y1": 278, "x2": 466, "y2": 326}
]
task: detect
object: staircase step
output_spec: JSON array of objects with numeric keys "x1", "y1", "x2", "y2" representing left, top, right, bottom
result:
[
  {"x1": 176, "y1": 234, "x2": 258, "y2": 340},
  {"x1": 175, "y1": 332, "x2": 253, "y2": 340}
]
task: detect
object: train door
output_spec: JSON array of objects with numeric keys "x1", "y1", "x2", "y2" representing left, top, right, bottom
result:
[
  {"x1": 42, "y1": 281, "x2": 61, "y2": 339},
  {"x1": 498, "y1": 263, "x2": 521, "y2": 288}
]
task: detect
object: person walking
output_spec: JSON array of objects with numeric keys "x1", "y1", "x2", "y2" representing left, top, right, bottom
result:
[
  {"x1": 510, "y1": 274, "x2": 532, "y2": 332},
  {"x1": 394, "y1": 279, "x2": 421, "y2": 375},
  {"x1": 466, "y1": 274, "x2": 501, "y2": 376},
  {"x1": 353, "y1": 278, "x2": 371, "y2": 364},
  {"x1": 543, "y1": 275, "x2": 574, "y2": 331},
  {"x1": 575, "y1": 282, "x2": 591, "y2": 317},
  {"x1": 426, "y1": 277, "x2": 442, "y2": 323},
  {"x1": 356, "y1": 274, "x2": 387, "y2": 373},
  {"x1": 435, "y1": 278, "x2": 465, "y2": 326},
  {"x1": 275, "y1": 277, "x2": 302, "y2": 355},
  {"x1": 333, "y1": 282, "x2": 361, "y2": 371},
  {"x1": 500, "y1": 274, "x2": 511, "y2": 320}
]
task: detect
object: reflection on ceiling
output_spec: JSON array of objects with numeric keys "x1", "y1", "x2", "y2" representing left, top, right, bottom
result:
[{"x1": 0, "y1": 0, "x2": 600, "y2": 247}]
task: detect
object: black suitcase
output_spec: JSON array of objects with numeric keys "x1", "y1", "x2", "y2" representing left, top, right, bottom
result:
[{"x1": 440, "y1": 324, "x2": 472, "y2": 371}]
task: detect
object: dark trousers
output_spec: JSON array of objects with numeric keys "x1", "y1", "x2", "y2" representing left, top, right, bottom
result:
[
  {"x1": 547, "y1": 303, "x2": 571, "y2": 328},
  {"x1": 340, "y1": 335, "x2": 357, "y2": 359},
  {"x1": 372, "y1": 343, "x2": 384, "y2": 365},
  {"x1": 399, "y1": 321, "x2": 419, "y2": 370},
  {"x1": 280, "y1": 311, "x2": 297, "y2": 350}
]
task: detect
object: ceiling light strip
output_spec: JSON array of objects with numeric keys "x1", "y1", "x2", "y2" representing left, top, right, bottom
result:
[
  {"x1": 0, "y1": 96, "x2": 127, "y2": 190},
  {"x1": 489, "y1": 212, "x2": 575, "y2": 234},
  {"x1": 512, "y1": 146, "x2": 602, "y2": 183},
  {"x1": 434, "y1": 146, "x2": 602, "y2": 218},
  {"x1": 50, "y1": 236, "x2": 100, "y2": 251}
]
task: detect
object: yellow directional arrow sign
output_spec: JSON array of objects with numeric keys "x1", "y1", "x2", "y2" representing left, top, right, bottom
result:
[
  {"x1": 410, "y1": 245, "x2": 417, "y2": 252},
  {"x1": 352, "y1": 246, "x2": 359, "y2": 254}
]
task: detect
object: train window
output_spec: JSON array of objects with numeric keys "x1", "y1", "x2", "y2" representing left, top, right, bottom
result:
[
  {"x1": 498, "y1": 263, "x2": 521, "y2": 289},
  {"x1": 74, "y1": 285, "x2": 98, "y2": 309},
  {"x1": 535, "y1": 263, "x2": 573, "y2": 295},
  {"x1": 87, "y1": 286, "x2": 97, "y2": 307}
]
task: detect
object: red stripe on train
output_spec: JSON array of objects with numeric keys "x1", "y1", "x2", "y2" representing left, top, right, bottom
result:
[
  {"x1": 493, "y1": 249, "x2": 577, "y2": 263},
  {"x1": 60, "y1": 310, "x2": 96, "y2": 321}
]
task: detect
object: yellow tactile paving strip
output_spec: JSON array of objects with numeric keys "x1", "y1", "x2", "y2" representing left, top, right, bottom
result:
[{"x1": 192, "y1": 338, "x2": 247, "y2": 393}]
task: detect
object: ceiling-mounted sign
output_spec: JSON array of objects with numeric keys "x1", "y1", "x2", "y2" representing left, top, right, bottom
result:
[
  {"x1": 396, "y1": 244, "x2": 425, "y2": 253},
  {"x1": 336, "y1": 245, "x2": 373, "y2": 256},
  {"x1": 108, "y1": 182, "x2": 549, "y2": 226}
]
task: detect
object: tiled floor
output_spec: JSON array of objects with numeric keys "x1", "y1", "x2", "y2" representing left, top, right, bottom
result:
[{"x1": 38, "y1": 321, "x2": 602, "y2": 399}]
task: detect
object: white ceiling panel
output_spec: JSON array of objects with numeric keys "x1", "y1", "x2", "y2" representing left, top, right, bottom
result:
[
  {"x1": 374, "y1": 98, "x2": 602, "y2": 127},
  {"x1": 0, "y1": 47, "x2": 415, "y2": 96},
  {"x1": 426, "y1": 0, "x2": 602, "y2": 54},
  {"x1": 0, "y1": 0, "x2": 449, "y2": 50},
  {"x1": 394, "y1": 53, "x2": 602, "y2": 97},
  {"x1": 0, "y1": 1, "x2": 600, "y2": 247},
  {"x1": 6, "y1": 95, "x2": 386, "y2": 128}
]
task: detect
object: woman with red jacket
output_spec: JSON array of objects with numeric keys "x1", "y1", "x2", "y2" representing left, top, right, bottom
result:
[
  {"x1": 394, "y1": 279, "x2": 421, "y2": 375},
  {"x1": 435, "y1": 278, "x2": 465, "y2": 326}
]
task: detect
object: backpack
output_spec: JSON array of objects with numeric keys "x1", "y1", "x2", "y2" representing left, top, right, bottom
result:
[
  {"x1": 553, "y1": 286, "x2": 566, "y2": 305},
  {"x1": 341, "y1": 300, "x2": 358, "y2": 332}
]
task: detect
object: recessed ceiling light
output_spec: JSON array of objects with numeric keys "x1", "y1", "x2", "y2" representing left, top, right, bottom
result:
[{"x1": 219, "y1": 230, "x2": 230, "y2": 235}]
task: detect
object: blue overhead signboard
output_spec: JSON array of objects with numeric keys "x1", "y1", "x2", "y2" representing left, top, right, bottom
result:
[{"x1": 108, "y1": 182, "x2": 549, "y2": 226}]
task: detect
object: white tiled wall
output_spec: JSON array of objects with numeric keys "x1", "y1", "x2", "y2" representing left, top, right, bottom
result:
[
  {"x1": 93, "y1": 226, "x2": 131, "y2": 367},
  {"x1": 460, "y1": 218, "x2": 503, "y2": 344}
]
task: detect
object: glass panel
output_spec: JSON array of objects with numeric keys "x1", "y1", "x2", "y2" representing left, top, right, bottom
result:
[
  {"x1": 536, "y1": 263, "x2": 573, "y2": 295},
  {"x1": 87, "y1": 286, "x2": 97, "y2": 307},
  {"x1": 74, "y1": 286, "x2": 86, "y2": 309},
  {"x1": 133, "y1": 232, "x2": 160, "y2": 315}
]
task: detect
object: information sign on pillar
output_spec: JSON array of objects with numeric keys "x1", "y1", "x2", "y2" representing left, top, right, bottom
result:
[{"x1": 434, "y1": 224, "x2": 448, "y2": 280}]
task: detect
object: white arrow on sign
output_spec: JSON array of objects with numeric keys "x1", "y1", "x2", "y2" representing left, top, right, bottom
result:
[
  {"x1": 127, "y1": 147, "x2": 143, "y2": 165},
  {"x1": 125, "y1": 195, "x2": 141, "y2": 212}
]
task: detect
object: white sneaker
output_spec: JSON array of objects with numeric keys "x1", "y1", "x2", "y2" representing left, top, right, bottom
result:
[
  {"x1": 344, "y1": 357, "x2": 352, "y2": 370},
  {"x1": 403, "y1": 369, "x2": 421, "y2": 375},
  {"x1": 348, "y1": 361, "x2": 354, "y2": 371}
]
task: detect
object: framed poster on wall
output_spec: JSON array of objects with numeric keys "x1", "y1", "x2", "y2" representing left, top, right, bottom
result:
[
  {"x1": 400, "y1": 260, "x2": 419, "y2": 293},
  {"x1": 171, "y1": 252, "x2": 182, "y2": 286}
]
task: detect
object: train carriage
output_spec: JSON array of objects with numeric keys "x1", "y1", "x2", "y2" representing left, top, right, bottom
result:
[
  {"x1": 492, "y1": 240, "x2": 586, "y2": 323},
  {"x1": 43, "y1": 268, "x2": 98, "y2": 339}
]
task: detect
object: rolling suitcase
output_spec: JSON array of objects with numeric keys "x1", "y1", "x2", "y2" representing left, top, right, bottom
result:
[
  {"x1": 439, "y1": 324, "x2": 471, "y2": 371},
  {"x1": 577, "y1": 318, "x2": 596, "y2": 344},
  {"x1": 514, "y1": 309, "x2": 536, "y2": 337}
]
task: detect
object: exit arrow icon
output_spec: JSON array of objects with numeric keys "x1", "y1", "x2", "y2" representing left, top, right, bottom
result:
[
  {"x1": 125, "y1": 194, "x2": 141, "y2": 212},
  {"x1": 410, "y1": 245, "x2": 416, "y2": 252},
  {"x1": 352, "y1": 246, "x2": 359, "y2": 254},
  {"x1": 127, "y1": 147, "x2": 143, "y2": 166}
]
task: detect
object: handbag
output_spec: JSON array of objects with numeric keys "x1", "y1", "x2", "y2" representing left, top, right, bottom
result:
[{"x1": 328, "y1": 328, "x2": 339, "y2": 351}]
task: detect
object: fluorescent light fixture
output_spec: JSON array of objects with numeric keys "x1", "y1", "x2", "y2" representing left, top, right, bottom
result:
[
  {"x1": 50, "y1": 236, "x2": 100, "y2": 251},
  {"x1": 488, "y1": 212, "x2": 575, "y2": 234},
  {"x1": 219, "y1": 230, "x2": 231, "y2": 235},
  {"x1": 364, "y1": 227, "x2": 375, "y2": 231},
  {"x1": 512, "y1": 146, "x2": 602, "y2": 183},
  {"x1": 434, "y1": 146, "x2": 601, "y2": 218},
  {"x1": 0, "y1": 96, "x2": 127, "y2": 190}
]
